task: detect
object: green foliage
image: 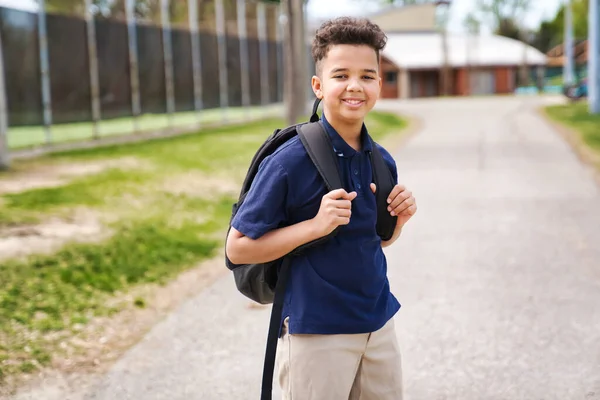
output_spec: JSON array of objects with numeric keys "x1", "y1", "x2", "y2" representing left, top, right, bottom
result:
[
  {"x1": 462, "y1": 0, "x2": 588, "y2": 53},
  {"x1": 546, "y1": 0, "x2": 589, "y2": 42},
  {"x1": 530, "y1": 0, "x2": 589, "y2": 52},
  {"x1": 545, "y1": 103, "x2": 600, "y2": 154}
]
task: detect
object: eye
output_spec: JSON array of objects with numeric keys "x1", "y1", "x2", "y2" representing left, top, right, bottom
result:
[
  {"x1": 363, "y1": 76, "x2": 375, "y2": 80},
  {"x1": 333, "y1": 75, "x2": 347, "y2": 79}
]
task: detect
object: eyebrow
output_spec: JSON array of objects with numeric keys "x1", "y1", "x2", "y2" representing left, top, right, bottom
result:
[{"x1": 331, "y1": 68, "x2": 378, "y2": 74}]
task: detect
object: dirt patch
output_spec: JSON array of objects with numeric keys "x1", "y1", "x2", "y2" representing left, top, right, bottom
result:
[
  {"x1": 0, "y1": 209, "x2": 109, "y2": 262},
  {"x1": 161, "y1": 171, "x2": 240, "y2": 198},
  {"x1": 2, "y1": 254, "x2": 228, "y2": 400},
  {"x1": 0, "y1": 157, "x2": 146, "y2": 195}
]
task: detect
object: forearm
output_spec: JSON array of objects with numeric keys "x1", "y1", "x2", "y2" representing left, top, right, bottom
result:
[
  {"x1": 381, "y1": 225, "x2": 402, "y2": 248},
  {"x1": 226, "y1": 219, "x2": 322, "y2": 264}
]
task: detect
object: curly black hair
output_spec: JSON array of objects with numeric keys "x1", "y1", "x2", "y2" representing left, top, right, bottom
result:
[{"x1": 311, "y1": 17, "x2": 387, "y2": 74}]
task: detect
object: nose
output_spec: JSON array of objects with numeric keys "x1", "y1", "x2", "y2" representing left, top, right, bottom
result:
[{"x1": 346, "y1": 78, "x2": 363, "y2": 92}]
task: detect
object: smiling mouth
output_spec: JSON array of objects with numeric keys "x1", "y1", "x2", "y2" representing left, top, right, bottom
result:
[{"x1": 342, "y1": 99, "x2": 365, "y2": 106}]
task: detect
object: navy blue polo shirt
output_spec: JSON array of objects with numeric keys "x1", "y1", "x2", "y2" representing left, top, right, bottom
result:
[{"x1": 231, "y1": 113, "x2": 401, "y2": 335}]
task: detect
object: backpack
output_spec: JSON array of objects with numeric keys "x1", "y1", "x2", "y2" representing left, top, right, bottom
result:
[{"x1": 224, "y1": 98, "x2": 398, "y2": 399}]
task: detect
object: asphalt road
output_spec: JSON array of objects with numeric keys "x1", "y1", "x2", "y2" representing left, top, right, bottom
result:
[{"x1": 17, "y1": 96, "x2": 600, "y2": 400}]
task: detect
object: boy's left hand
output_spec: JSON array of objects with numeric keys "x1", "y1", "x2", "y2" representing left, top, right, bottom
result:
[{"x1": 370, "y1": 183, "x2": 417, "y2": 228}]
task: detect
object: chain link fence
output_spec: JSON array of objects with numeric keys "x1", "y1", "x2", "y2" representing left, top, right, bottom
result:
[{"x1": 0, "y1": 0, "x2": 284, "y2": 168}]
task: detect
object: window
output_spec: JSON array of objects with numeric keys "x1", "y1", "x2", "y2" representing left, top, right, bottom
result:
[{"x1": 385, "y1": 71, "x2": 398, "y2": 83}]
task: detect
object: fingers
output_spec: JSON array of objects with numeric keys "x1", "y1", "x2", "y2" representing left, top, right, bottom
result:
[
  {"x1": 325, "y1": 188, "x2": 348, "y2": 199},
  {"x1": 370, "y1": 183, "x2": 376, "y2": 194},
  {"x1": 331, "y1": 199, "x2": 352, "y2": 210},
  {"x1": 336, "y1": 208, "x2": 352, "y2": 218},
  {"x1": 386, "y1": 184, "x2": 405, "y2": 205},
  {"x1": 392, "y1": 196, "x2": 416, "y2": 217},
  {"x1": 388, "y1": 189, "x2": 412, "y2": 214},
  {"x1": 325, "y1": 189, "x2": 357, "y2": 201},
  {"x1": 346, "y1": 191, "x2": 358, "y2": 201},
  {"x1": 335, "y1": 216, "x2": 351, "y2": 226},
  {"x1": 404, "y1": 204, "x2": 417, "y2": 216},
  {"x1": 331, "y1": 206, "x2": 352, "y2": 226}
]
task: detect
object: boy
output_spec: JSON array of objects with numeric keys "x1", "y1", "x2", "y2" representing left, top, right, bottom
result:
[{"x1": 226, "y1": 17, "x2": 417, "y2": 400}]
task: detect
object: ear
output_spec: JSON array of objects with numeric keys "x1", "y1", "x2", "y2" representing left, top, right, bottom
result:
[{"x1": 312, "y1": 75, "x2": 323, "y2": 99}]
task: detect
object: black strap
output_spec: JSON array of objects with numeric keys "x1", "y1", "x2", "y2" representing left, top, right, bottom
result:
[
  {"x1": 369, "y1": 141, "x2": 398, "y2": 241},
  {"x1": 310, "y1": 98, "x2": 321, "y2": 122},
  {"x1": 260, "y1": 256, "x2": 292, "y2": 400},
  {"x1": 297, "y1": 121, "x2": 343, "y2": 192}
]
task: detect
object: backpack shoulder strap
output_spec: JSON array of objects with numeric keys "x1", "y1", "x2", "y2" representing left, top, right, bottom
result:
[
  {"x1": 297, "y1": 122, "x2": 343, "y2": 191},
  {"x1": 370, "y1": 140, "x2": 395, "y2": 188},
  {"x1": 368, "y1": 139, "x2": 398, "y2": 241}
]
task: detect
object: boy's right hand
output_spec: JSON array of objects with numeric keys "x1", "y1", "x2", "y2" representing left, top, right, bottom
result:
[{"x1": 312, "y1": 189, "x2": 357, "y2": 237}]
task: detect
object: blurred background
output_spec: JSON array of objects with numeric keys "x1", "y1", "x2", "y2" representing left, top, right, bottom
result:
[
  {"x1": 0, "y1": 0, "x2": 596, "y2": 165},
  {"x1": 0, "y1": 0, "x2": 599, "y2": 398}
]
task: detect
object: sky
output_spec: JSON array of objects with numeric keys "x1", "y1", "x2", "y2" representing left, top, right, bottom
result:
[
  {"x1": 307, "y1": 0, "x2": 564, "y2": 33},
  {"x1": 0, "y1": 0, "x2": 564, "y2": 33},
  {"x1": 0, "y1": 0, "x2": 36, "y2": 12}
]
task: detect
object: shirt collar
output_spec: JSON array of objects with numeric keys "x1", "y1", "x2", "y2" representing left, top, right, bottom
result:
[{"x1": 321, "y1": 113, "x2": 372, "y2": 158}]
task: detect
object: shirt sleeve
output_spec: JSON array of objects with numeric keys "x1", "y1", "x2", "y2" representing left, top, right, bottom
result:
[
  {"x1": 231, "y1": 155, "x2": 289, "y2": 240},
  {"x1": 376, "y1": 144, "x2": 398, "y2": 184}
]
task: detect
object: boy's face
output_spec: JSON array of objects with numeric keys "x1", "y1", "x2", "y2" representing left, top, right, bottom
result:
[{"x1": 312, "y1": 44, "x2": 382, "y2": 125}]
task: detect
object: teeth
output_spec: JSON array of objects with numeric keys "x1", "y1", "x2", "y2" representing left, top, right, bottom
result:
[{"x1": 344, "y1": 100, "x2": 362, "y2": 105}]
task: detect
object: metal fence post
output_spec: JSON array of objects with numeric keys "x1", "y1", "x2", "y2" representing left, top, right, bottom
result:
[
  {"x1": 188, "y1": 0, "x2": 203, "y2": 125},
  {"x1": 215, "y1": 0, "x2": 228, "y2": 122},
  {"x1": 563, "y1": 0, "x2": 575, "y2": 87},
  {"x1": 276, "y1": 4, "x2": 283, "y2": 104},
  {"x1": 237, "y1": 0, "x2": 250, "y2": 119},
  {"x1": 590, "y1": 0, "x2": 600, "y2": 114},
  {"x1": 37, "y1": 0, "x2": 53, "y2": 144},
  {"x1": 161, "y1": 0, "x2": 175, "y2": 127},
  {"x1": 0, "y1": 28, "x2": 9, "y2": 169},
  {"x1": 126, "y1": 0, "x2": 141, "y2": 132},
  {"x1": 85, "y1": 0, "x2": 101, "y2": 139},
  {"x1": 257, "y1": 1, "x2": 269, "y2": 109}
]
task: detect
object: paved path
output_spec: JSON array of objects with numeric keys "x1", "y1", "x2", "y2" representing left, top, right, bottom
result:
[{"x1": 40, "y1": 96, "x2": 600, "y2": 399}]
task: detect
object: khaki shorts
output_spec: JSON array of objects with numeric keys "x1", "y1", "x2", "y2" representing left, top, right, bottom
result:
[{"x1": 276, "y1": 317, "x2": 403, "y2": 400}]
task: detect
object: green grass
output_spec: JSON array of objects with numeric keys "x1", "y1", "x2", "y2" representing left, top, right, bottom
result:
[
  {"x1": 544, "y1": 102, "x2": 600, "y2": 169},
  {"x1": 547, "y1": 75, "x2": 563, "y2": 86},
  {"x1": 3, "y1": 168, "x2": 151, "y2": 211},
  {"x1": 8, "y1": 105, "x2": 283, "y2": 149},
  {"x1": 0, "y1": 109, "x2": 408, "y2": 384},
  {"x1": 48, "y1": 118, "x2": 281, "y2": 172},
  {"x1": 367, "y1": 110, "x2": 409, "y2": 143},
  {"x1": 0, "y1": 219, "x2": 221, "y2": 331}
]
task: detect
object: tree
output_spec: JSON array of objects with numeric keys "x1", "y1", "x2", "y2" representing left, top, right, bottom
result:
[
  {"x1": 378, "y1": 0, "x2": 437, "y2": 5},
  {"x1": 44, "y1": 0, "x2": 85, "y2": 15},
  {"x1": 43, "y1": 0, "x2": 197, "y2": 22},
  {"x1": 528, "y1": 0, "x2": 589, "y2": 53},
  {"x1": 463, "y1": 12, "x2": 481, "y2": 34},
  {"x1": 530, "y1": 20, "x2": 557, "y2": 53},
  {"x1": 474, "y1": 0, "x2": 531, "y2": 32},
  {"x1": 280, "y1": 0, "x2": 307, "y2": 125},
  {"x1": 495, "y1": 16, "x2": 521, "y2": 40}
]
